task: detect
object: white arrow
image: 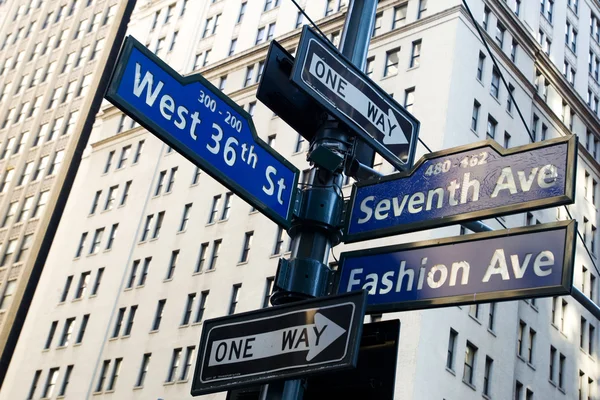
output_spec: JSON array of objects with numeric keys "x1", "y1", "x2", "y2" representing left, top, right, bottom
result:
[
  {"x1": 208, "y1": 313, "x2": 346, "y2": 367},
  {"x1": 308, "y1": 54, "x2": 408, "y2": 146}
]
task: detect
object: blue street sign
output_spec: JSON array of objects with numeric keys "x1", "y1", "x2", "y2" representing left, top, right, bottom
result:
[
  {"x1": 336, "y1": 221, "x2": 575, "y2": 313},
  {"x1": 106, "y1": 37, "x2": 299, "y2": 228},
  {"x1": 344, "y1": 136, "x2": 577, "y2": 243}
]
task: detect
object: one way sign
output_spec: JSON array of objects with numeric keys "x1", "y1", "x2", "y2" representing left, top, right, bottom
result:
[
  {"x1": 192, "y1": 291, "x2": 366, "y2": 396},
  {"x1": 292, "y1": 26, "x2": 419, "y2": 171}
]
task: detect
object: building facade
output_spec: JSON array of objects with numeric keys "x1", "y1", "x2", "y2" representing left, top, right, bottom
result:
[
  {"x1": 0, "y1": 0, "x2": 128, "y2": 380},
  {"x1": 1, "y1": 0, "x2": 599, "y2": 399}
]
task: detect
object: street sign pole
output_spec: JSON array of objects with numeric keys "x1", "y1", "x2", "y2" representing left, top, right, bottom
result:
[{"x1": 266, "y1": 1, "x2": 378, "y2": 399}]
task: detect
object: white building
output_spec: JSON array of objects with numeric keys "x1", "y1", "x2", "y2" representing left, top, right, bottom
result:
[
  {"x1": 0, "y1": 0, "x2": 127, "y2": 380},
  {"x1": 1, "y1": 0, "x2": 599, "y2": 399}
]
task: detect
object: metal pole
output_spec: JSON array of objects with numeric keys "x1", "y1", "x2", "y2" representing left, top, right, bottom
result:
[{"x1": 266, "y1": 1, "x2": 378, "y2": 399}]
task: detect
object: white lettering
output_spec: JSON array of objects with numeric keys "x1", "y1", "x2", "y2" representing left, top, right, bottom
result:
[
  {"x1": 133, "y1": 63, "x2": 163, "y2": 106},
  {"x1": 534, "y1": 250, "x2": 554, "y2": 276}
]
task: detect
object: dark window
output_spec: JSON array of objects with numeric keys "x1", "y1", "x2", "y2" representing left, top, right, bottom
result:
[
  {"x1": 229, "y1": 283, "x2": 242, "y2": 315},
  {"x1": 152, "y1": 299, "x2": 166, "y2": 331},
  {"x1": 240, "y1": 231, "x2": 253, "y2": 263}
]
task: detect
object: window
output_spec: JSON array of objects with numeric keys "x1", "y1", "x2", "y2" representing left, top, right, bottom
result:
[
  {"x1": 208, "y1": 195, "x2": 220, "y2": 223},
  {"x1": 136, "y1": 354, "x2": 151, "y2": 387},
  {"x1": 229, "y1": 283, "x2": 242, "y2": 314},
  {"x1": 528, "y1": 328, "x2": 536, "y2": 363},
  {"x1": 491, "y1": 68, "x2": 500, "y2": 98},
  {"x1": 166, "y1": 167, "x2": 177, "y2": 192},
  {"x1": 495, "y1": 22, "x2": 505, "y2": 49},
  {"x1": 123, "y1": 306, "x2": 137, "y2": 336},
  {"x1": 581, "y1": 317, "x2": 587, "y2": 348},
  {"x1": 483, "y1": 356, "x2": 493, "y2": 396},
  {"x1": 44, "y1": 321, "x2": 58, "y2": 349},
  {"x1": 27, "y1": 370, "x2": 42, "y2": 400},
  {"x1": 221, "y1": 193, "x2": 232, "y2": 220},
  {"x1": 14, "y1": 131, "x2": 29, "y2": 154},
  {"x1": 59, "y1": 317, "x2": 75, "y2": 347},
  {"x1": 75, "y1": 232, "x2": 88, "y2": 258},
  {"x1": 89, "y1": 228, "x2": 104, "y2": 254},
  {"x1": 42, "y1": 368, "x2": 59, "y2": 398},
  {"x1": 106, "y1": 358, "x2": 122, "y2": 391},
  {"x1": 60, "y1": 276, "x2": 72, "y2": 302},
  {"x1": 240, "y1": 231, "x2": 253, "y2": 263},
  {"x1": 365, "y1": 57, "x2": 374, "y2": 77},
  {"x1": 559, "y1": 353, "x2": 566, "y2": 388},
  {"x1": 75, "y1": 272, "x2": 90, "y2": 299},
  {"x1": 257, "y1": 62, "x2": 265, "y2": 83},
  {"x1": 507, "y1": 84, "x2": 515, "y2": 113},
  {"x1": 179, "y1": 203, "x2": 192, "y2": 231},
  {"x1": 0, "y1": 239, "x2": 17, "y2": 266},
  {"x1": 266, "y1": 23, "x2": 275, "y2": 41},
  {"x1": 393, "y1": 5, "x2": 407, "y2": 29},
  {"x1": 295, "y1": 11, "x2": 304, "y2": 28},
  {"x1": 46, "y1": 117, "x2": 63, "y2": 142},
  {"x1": 486, "y1": 115, "x2": 497, "y2": 139},
  {"x1": 152, "y1": 211, "x2": 165, "y2": 239},
  {"x1": 589, "y1": 324, "x2": 595, "y2": 354},
  {"x1": 132, "y1": 140, "x2": 144, "y2": 164},
  {"x1": 273, "y1": 227, "x2": 284, "y2": 255},
  {"x1": 372, "y1": 12, "x2": 382, "y2": 37},
  {"x1": 165, "y1": 3, "x2": 175, "y2": 24},
  {"x1": 255, "y1": 27, "x2": 265, "y2": 45},
  {"x1": 404, "y1": 88, "x2": 415, "y2": 113},
  {"x1": 244, "y1": 66, "x2": 254, "y2": 87},
  {"x1": 182, "y1": 293, "x2": 196, "y2": 325},
  {"x1": 550, "y1": 346, "x2": 557, "y2": 381},
  {"x1": 91, "y1": 268, "x2": 104, "y2": 296},
  {"x1": 417, "y1": 0, "x2": 427, "y2": 19},
  {"x1": 117, "y1": 145, "x2": 130, "y2": 169},
  {"x1": 410, "y1": 40, "x2": 421, "y2": 68},
  {"x1": 155, "y1": 170, "x2": 166, "y2": 195},
  {"x1": 237, "y1": 2, "x2": 246, "y2": 24},
  {"x1": 17, "y1": 162, "x2": 32, "y2": 187},
  {"x1": 384, "y1": 48, "x2": 399, "y2": 77},
  {"x1": 152, "y1": 299, "x2": 166, "y2": 330},
  {"x1": 247, "y1": 101, "x2": 256, "y2": 117},
  {"x1": 166, "y1": 250, "x2": 179, "y2": 279},
  {"x1": 2, "y1": 201, "x2": 17, "y2": 227},
  {"x1": 463, "y1": 342, "x2": 477, "y2": 384},
  {"x1": 195, "y1": 290, "x2": 209, "y2": 323},
  {"x1": 95, "y1": 360, "x2": 111, "y2": 392},
  {"x1": 167, "y1": 348, "x2": 182, "y2": 382},
  {"x1": 518, "y1": 320, "x2": 526, "y2": 356},
  {"x1": 446, "y1": 329, "x2": 457, "y2": 370},
  {"x1": 0, "y1": 279, "x2": 16, "y2": 309},
  {"x1": 488, "y1": 302, "x2": 496, "y2": 330},
  {"x1": 263, "y1": 277, "x2": 274, "y2": 308},
  {"x1": 140, "y1": 214, "x2": 153, "y2": 242},
  {"x1": 181, "y1": 346, "x2": 196, "y2": 381},
  {"x1": 47, "y1": 150, "x2": 64, "y2": 176},
  {"x1": 561, "y1": 299, "x2": 567, "y2": 331},
  {"x1": 106, "y1": 224, "x2": 118, "y2": 250},
  {"x1": 208, "y1": 239, "x2": 221, "y2": 270},
  {"x1": 32, "y1": 190, "x2": 48, "y2": 219},
  {"x1": 120, "y1": 181, "x2": 131, "y2": 206},
  {"x1": 192, "y1": 167, "x2": 201, "y2": 185},
  {"x1": 0, "y1": 169, "x2": 14, "y2": 192},
  {"x1": 14, "y1": 233, "x2": 32, "y2": 263},
  {"x1": 515, "y1": 381, "x2": 523, "y2": 399},
  {"x1": 477, "y1": 52, "x2": 485, "y2": 80},
  {"x1": 104, "y1": 185, "x2": 117, "y2": 211},
  {"x1": 75, "y1": 314, "x2": 89, "y2": 344},
  {"x1": 104, "y1": 151, "x2": 114, "y2": 173}
]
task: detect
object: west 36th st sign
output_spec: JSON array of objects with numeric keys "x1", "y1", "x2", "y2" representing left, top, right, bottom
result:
[
  {"x1": 106, "y1": 37, "x2": 299, "y2": 228},
  {"x1": 344, "y1": 136, "x2": 577, "y2": 242}
]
